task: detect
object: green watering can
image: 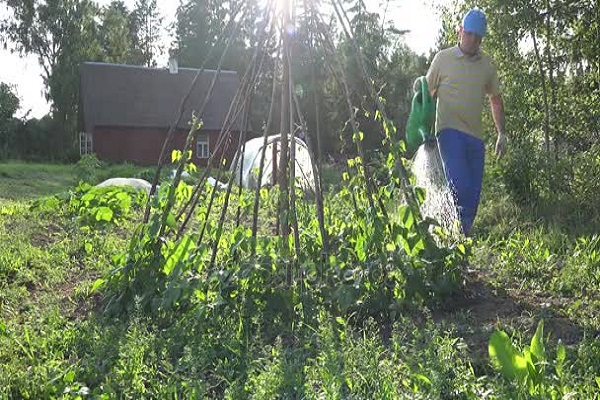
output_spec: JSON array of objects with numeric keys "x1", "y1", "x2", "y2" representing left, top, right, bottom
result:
[{"x1": 405, "y1": 76, "x2": 436, "y2": 153}]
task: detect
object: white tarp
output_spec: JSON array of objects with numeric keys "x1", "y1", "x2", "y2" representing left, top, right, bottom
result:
[
  {"x1": 96, "y1": 177, "x2": 153, "y2": 194},
  {"x1": 230, "y1": 134, "x2": 316, "y2": 192}
]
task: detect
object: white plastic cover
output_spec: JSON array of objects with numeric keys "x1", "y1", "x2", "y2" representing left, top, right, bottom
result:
[{"x1": 230, "y1": 134, "x2": 315, "y2": 192}]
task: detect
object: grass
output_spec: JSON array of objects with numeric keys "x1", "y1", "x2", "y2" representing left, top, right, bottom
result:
[
  {"x1": 0, "y1": 162, "x2": 77, "y2": 200},
  {"x1": 1, "y1": 161, "x2": 600, "y2": 398}
]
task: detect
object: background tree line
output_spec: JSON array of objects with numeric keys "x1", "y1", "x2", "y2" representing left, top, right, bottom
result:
[
  {"x1": 0, "y1": 0, "x2": 163, "y2": 161},
  {"x1": 0, "y1": 0, "x2": 429, "y2": 162}
]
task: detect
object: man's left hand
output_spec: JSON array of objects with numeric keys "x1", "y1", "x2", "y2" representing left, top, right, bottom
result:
[{"x1": 495, "y1": 133, "x2": 508, "y2": 159}]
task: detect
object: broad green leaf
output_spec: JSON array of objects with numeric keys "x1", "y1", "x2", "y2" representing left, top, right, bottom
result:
[
  {"x1": 64, "y1": 370, "x2": 76, "y2": 383},
  {"x1": 411, "y1": 237, "x2": 425, "y2": 254},
  {"x1": 397, "y1": 205, "x2": 414, "y2": 229},
  {"x1": 399, "y1": 236, "x2": 411, "y2": 255},
  {"x1": 414, "y1": 374, "x2": 431, "y2": 386},
  {"x1": 530, "y1": 320, "x2": 546, "y2": 364},
  {"x1": 95, "y1": 206, "x2": 113, "y2": 222},
  {"x1": 163, "y1": 235, "x2": 196, "y2": 276},
  {"x1": 172, "y1": 149, "x2": 181, "y2": 163},
  {"x1": 414, "y1": 187, "x2": 427, "y2": 204},
  {"x1": 354, "y1": 235, "x2": 366, "y2": 262},
  {"x1": 166, "y1": 212, "x2": 177, "y2": 229},
  {"x1": 335, "y1": 285, "x2": 359, "y2": 313},
  {"x1": 489, "y1": 330, "x2": 527, "y2": 381},
  {"x1": 91, "y1": 278, "x2": 105, "y2": 292},
  {"x1": 186, "y1": 162, "x2": 197, "y2": 173}
]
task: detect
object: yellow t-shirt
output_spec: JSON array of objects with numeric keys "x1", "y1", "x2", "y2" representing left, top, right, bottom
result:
[{"x1": 426, "y1": 45, "x2": 500, "y2": 138}]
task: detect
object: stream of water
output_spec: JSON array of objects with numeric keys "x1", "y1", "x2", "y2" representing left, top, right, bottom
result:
[{"x1": 411, "y1": 140, "x2": 462, "y2": 236}]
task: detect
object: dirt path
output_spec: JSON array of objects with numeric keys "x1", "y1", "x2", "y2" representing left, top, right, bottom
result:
[{"x1": 431, "y1": 268, "x2": 588, "y2": 364}]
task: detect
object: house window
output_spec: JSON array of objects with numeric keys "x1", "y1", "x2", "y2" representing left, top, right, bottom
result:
[
  {"x1": 80, "y1": 132, "x2": 93, "y2": 156},
  {"x1": 196, "y1": 133, "x2": 210, "y2": 159}
]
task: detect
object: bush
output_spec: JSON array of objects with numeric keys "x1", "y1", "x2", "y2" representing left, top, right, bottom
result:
[{"x1": 75, "y1": 154, "x2": 103, "y2": 184}]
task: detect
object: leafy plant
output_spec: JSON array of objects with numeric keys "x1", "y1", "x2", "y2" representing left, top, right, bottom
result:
[
  {"x1": 489, "y1": 320, "x2": 567, "y2": 398},
  {"x1": 31, "y1": 182, "x2": 148, "y2": 229},
  {"x1": 75, "y1": 154, "x2": 103, "y2": 184}
]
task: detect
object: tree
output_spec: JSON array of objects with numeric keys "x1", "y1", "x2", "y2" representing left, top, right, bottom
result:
[
  {"x1": 0, "y1": 82, "x2": 20, "y2": 159},
  {"x1": 173, "y1": 0, "x2": 259, "y2": 71},
  {"x1": 0, "y1": 0, "x2": 101, "y2": 159},
  {"x1": 319, "y1": 3, "x2": 424, "y2": 155},
  {"x1": 100, "y1": 1, "x2": 136, "y2": 64},
  {"x1": 130, "y1": 0, "x2": 164, "y2": 67},
  {"x1": 0, "y1": 82, "x2": 19, "y2": 123}
]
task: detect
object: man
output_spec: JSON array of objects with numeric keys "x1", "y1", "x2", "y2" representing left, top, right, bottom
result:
[{"x1": 426, "y1": 8, "x2": 507, "y2": 235}]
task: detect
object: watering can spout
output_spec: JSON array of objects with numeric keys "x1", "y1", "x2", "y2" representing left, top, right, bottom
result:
[{"x1": 405, "y1": 76, "x2": 436, "y2": 154}]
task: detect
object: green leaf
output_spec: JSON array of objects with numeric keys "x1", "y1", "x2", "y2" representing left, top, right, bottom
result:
[
  {"x1": 354, "y1": 235, "x2": 366, "y2": 262},
  {"x1": 414, "y1": 187, "x2": 426, "y2": 204},
  {"x1": 489, "y1": 330, "x2": 527, "y2": 381},
  {"x1": 530, "y1": 320, "x2": 546, "y2": 364},
  {"x1": 166, "y1": 212, "x2": 177, "y2": 229},
  {"x1": 163, "y1": 235, "x2": 196, "y2": 276},
  {"x1": 91, "y1": 278, "x2": 105, "y2": 292},
  {"x1": 399, "y1": 236, "x2": 412, "y2": 255},
  {"x1": 171, "y1": 149, "x2": 181, "y2": 163},
  {"x1": 414, "y1": 373, "x2": 431, "y2": 386},
  {"x1": 335, "y1": 285, "x2": 359, "y2": 313},
  {"x1": 64, "y1": 370, "x2": 76, "y2": 384},
  {"x1": 95, "y1": 206, "x2": 113, "y2": 222},
  {"x1": 556, "y1": 341, "x2": 565, "y2": 378},
  {"x1": 397, "y1": 205, "x2": 415, "y2": 229}
]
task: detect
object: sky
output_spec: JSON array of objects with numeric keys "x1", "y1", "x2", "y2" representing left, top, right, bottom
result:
[{"x1": 0, "y1": 0, "x2": 445, "y2": 119}]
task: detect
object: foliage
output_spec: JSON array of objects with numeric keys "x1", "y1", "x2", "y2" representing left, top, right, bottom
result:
[
  {"x1": 4, "y1": 162, "x2": 600, "y2": 398},
  {"x1": 99, "y1": 0, "x2": 136, "y2": 64},
  {"x1": 75, "y1": 153, "x2": 103, "y2": 184},
  {"x1": 0, "y1": 82, "x2": 19, "y2": 122},
  {"x1": 489, "y1": 320, "x2": 569, "y2": 398},
  {"x1": 31, "y1": 182, "x2": 148, "y2": 229},
  {"x1": 0, "y1": 82, "x2": 20, "y2": 160},
  {"x1": 129, "y1": 0, "x2": 164, "y2": 67},
  {"x1": 1, "y1": 0, "x2": 600, "y2": 397},
  {"x1": 0, "y1": 0, "x2": 103, "y2": 158},
  {"x1": 173, "y1": 0, "x2": 258, "y2": 71},
  {"x1": 69, "y1": 184, "x2": 148, "y2": 228},
  {"x1": 0, "y1": 0, "x2": 164, "y2": 159},
  {"x1": 96, "y1": 112, "x2": 468, "y2": 329},
  {"x1": 320, "y1": 6, "x2": 428, "y2": 155}
]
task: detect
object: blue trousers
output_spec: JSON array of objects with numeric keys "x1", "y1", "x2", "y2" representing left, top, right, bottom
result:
[{"x1": 437, "y1": 128, "x2": 485, "y2": 235}]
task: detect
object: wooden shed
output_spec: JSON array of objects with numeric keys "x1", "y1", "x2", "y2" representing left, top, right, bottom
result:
[{"x1": 78, "y1": 62, "x2": 244, "y2": 167}]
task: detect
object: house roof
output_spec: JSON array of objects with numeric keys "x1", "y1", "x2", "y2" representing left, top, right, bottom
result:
[{"x1": 79, "y1": 62, "x2": 244, "y2": 133}]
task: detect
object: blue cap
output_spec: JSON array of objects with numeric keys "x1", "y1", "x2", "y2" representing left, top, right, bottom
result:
[{"x1": 462, "y1": 9, "x2": 487, "y2": 37}]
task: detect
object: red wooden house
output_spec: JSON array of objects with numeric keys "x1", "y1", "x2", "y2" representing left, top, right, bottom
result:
[{"x1": 78, "y1": 62, "x2": 244, "y2": 167}]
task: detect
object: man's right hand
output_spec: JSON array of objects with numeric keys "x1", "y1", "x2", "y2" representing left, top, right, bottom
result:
[{"x1": 495, "y1": 133, "x2": 508, "y2": 158}]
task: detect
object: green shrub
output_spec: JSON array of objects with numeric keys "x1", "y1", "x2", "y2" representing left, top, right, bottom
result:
[{"x1": 75, "y1": 154, "x2": 102, "y2": 184}]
